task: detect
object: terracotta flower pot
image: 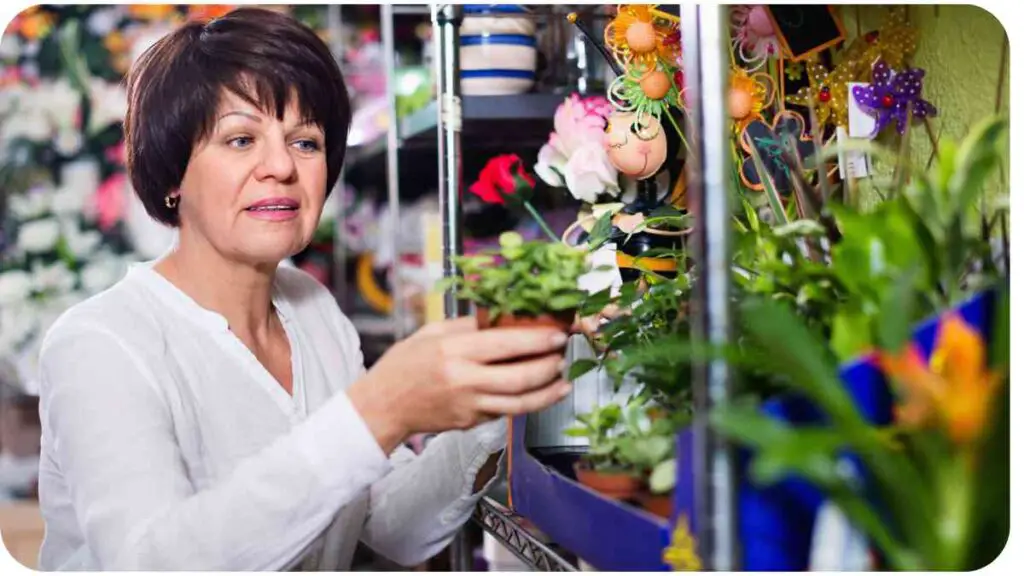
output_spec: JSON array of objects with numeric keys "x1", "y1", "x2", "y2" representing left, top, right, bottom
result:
[
  {"x1": 640, "y1": 492, "x2": 673, "y2": 520},
  {"x1": 475, "y1": 307, "x2": 575, "y2": 332},
  {"x1": 573, "y1": 461, "x2": 642, "y2": 501}
]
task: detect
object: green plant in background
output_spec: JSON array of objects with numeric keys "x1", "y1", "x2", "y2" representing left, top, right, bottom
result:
[
  {"x1": 440, "y1": 231, "x2": 590, "y2": 322},
  {"x1": 614, "y1": 399, "x2": 679, "y2": 495},
  {"x1": 564, "y1": 403, "x2": 631, "y2": 473}
]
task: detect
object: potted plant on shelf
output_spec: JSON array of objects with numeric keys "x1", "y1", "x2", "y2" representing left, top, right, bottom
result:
[
  {"x1": 563, "y1": 403, "x2": 641, "y2": 501},
  {"x1": 614, "y1": 399, "x2": 680, "y2": 519}
]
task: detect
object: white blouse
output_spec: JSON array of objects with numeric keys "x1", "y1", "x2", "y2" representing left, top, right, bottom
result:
[{"x1": 34, "y1": 261, "x2": 505, "y2": 571}]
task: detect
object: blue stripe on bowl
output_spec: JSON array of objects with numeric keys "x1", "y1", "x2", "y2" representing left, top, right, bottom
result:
[
  {"x1": 460, "y1": 34, "x2": 536, "y2": 47},
  {"x1": 460, "y1": 69, "x2": 535, "y2": 80},
  {"x1": 464, "y1": 4, "x2": 529, "y2": 14}
]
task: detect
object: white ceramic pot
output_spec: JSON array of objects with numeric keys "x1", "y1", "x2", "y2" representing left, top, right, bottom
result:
[{"x1": 459, "y1": 6, "x2": 537, "y2": 96}]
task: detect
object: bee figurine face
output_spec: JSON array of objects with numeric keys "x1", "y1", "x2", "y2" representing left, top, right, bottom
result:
[{"x1": 603, "y1": 111, "x2": 668, "y2": 180}]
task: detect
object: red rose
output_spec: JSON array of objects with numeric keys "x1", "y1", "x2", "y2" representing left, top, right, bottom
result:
[{"x1": 468, "y1": 154, "x2": 536, "y2": 205}]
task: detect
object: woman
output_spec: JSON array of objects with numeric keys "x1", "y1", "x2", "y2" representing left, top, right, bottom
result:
[{"x1": 35, "y1": 8, "x2": 572, "y2": 571}]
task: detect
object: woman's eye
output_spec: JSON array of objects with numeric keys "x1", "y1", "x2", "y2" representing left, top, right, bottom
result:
[
  {"x1": 293, "y1": 139, "x2": 321, "y2": 153},
  {"x1": 227, "y1": 136, "x2": 254, "y2": 149}
]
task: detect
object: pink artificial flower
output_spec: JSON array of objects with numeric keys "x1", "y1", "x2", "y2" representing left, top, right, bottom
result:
[
  {"x1": 105, "y1": 140, "x2": 126, "y2": 165},
  {"x1": 94, "y1": 172, "x2": 126, "y2": 231}
]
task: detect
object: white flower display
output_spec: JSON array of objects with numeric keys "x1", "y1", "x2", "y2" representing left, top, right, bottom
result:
[
  {"x1": 88, "y1": 79, "x2": 127, "y2": 135},
  {"x1": 0, "y1": 271, "x2": 33, "y2": 306},
  {"x1": 79, "y1": 254, "x2": 127, "y2": 293},
  {"x1": 17, "y1": 218, "x2": 62, "y2": 254},
  {"x1": 8, "y1": 185, "x2": 54, "y2": 220},
  {"x1": 31, "y1": 261, "x2": 78, "y2": 296}
]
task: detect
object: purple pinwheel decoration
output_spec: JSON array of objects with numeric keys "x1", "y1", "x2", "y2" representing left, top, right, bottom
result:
[{"x1": 852, "y1": 60, "x2": 937, "y2": 135}]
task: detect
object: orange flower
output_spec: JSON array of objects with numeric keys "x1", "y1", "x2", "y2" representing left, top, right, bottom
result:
[
  {"x1": 12, "y1": 6, "x2": 55, "y2": 41},
  {"x1": 879, "y1": 314, "x2": 1002, "y2": 445},
  {"x1": 728, "y1": 68, "x2": 771, "y2": 133},
  {"x1": 189, "y1": 5, "x2": 235, "y2": 21},
  {"x1": 604, "y1": 4, "x2": 680, "y2": 72},
  {"x1": 128, "y1": 5, "x2": 179, "y2": 21}
]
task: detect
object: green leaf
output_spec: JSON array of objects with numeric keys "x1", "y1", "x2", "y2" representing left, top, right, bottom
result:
[
  {"x1": 649, "y1": 458, "x2": 677, "y2": 494},
  {"x1": 875, "y1": 265, "x2": 919, "y2": 354},
  {"x1": 568, "y1": 359, "x2": 599, "y2": 381},
  {"x1": 830, "y1": 308, "x2": 872, "y2": 362}
]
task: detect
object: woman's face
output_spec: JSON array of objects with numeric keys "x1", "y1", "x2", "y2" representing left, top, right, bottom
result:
[{"x1": 175, "y1": 90, "x2": 327, "y2": 266}]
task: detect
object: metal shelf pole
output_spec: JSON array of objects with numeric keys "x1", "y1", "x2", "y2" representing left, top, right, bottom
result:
[
  {"x1": 680, "y1": 3, "x2": 740, "y2": 571},
  {"x1": 433, "y1": 3, "x2": 473, "y2": 571},
  {"x1": 381, "y1": 3, "x2": 405, "y2": 341}
]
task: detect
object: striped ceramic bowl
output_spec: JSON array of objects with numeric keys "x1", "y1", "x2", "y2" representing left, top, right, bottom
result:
[{"x1": 459, "y1": 6, "x2": 536, "y2": 95}]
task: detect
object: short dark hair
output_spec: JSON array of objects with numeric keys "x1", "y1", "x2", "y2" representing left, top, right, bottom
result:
[{"x1": 124, "y1": 8, "x2": 351, "y2": 226}]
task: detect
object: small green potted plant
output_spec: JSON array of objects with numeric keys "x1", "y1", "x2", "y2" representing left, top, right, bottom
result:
[
  {"x1": 614, "y1": 399, "x2": 680, "y2": 519},
  {"x1": 564, "y1": 403, "x2": 642, "y2": 500},
  {"x1": 445, "y1": 231, "x2": 588, "y2": 331}
]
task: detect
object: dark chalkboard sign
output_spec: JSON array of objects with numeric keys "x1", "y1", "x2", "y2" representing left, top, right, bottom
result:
[{"x1": 767, "y1": 5, "x2": 846, "y2": 62}]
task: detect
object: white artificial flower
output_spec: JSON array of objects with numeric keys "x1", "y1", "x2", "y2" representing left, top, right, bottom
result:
[
  {"x1": 53, "y1": 159, "x2": 101, "y2": 215},
  {"x1": 87, "y1": 7, "x2": 123, "y2": 37},
  {"x1": 32, "y1": 261, "x2": 77, "y2": 295},
  {"x1": 0, "y1": 34, "x2": 21, "y2": 61},
  {"x1": 0, "y1": 271, "x2": 33, "y2": 306},
  {"x1": 563, "y1": 141, "x2": 621, "y2": 204},
  {"x1": 534, "y1": 141, "x2": 567, "y2": 189},
  {"x1": 88, "y1": 79, "x2": 127, "y2": 134},
  {"x1": 53, "y1": 128, "x2": 84, "y2": 156},
  {"x1": 7, "y1": 185, "x2": 54, "y2": 220},
  {"x1": 17, "y1": 218, "x2": 62, "y2": 254},
  {"x1": 63, "y1": 225, "x2": 102, "y2": 259},
  {"x1": 80, "y1": 256, "x2": 126, "y2": 293},
  {"x1": 21, "y1": 40, "x2": 40, "y2": 58},
  {"x1": 0, "y1": 306, "x2": 38, "y2": 355}
]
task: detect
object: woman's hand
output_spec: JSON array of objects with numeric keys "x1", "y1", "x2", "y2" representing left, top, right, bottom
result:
[{"x1": 347, "y1": 317, "x2": 570, "y2": 454}]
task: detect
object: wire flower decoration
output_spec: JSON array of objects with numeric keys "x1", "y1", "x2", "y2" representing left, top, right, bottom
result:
[
  {"x1": 728, "y1": 67, "x2": 775, "y2": 134},
  {"x1": 604, "y1": 4, "x2": 680, "y2": 73},
  {"x1": 729, "y1": 5, "x2": 782, "y2": 72},
  {"x1": 840, "y1": 10, "x2": 918, "y2": 76}
]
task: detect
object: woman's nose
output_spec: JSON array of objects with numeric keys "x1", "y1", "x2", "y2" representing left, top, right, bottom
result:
[{"x1": 254, "y1": 139, "x2": 297, "y2": 182}]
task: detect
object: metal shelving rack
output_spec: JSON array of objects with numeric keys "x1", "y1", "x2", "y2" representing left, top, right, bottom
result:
[{"x1": 341, "y1": 2, "x2": 737, "y2": 570}]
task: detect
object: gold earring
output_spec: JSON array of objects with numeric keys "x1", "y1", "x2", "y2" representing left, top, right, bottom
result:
[{"x1": 165, "y1": 194, "x2": 179, "y2": 209}]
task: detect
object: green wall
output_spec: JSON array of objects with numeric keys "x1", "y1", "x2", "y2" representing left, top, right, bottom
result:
[{"x1": 839, "y1": 5, "x2": 1009, "y2": 203}]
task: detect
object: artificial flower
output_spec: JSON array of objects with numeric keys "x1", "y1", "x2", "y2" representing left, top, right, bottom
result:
[
  {"x1": 728, "y1": 67, "x2": 773, "y2": 134},
  {"x1": 10, "y1": 7, "x2": 55, "y2": 41},
  {"x1": 879, "y1": 313, "x2": 1002, "y2": 445},
  {"x1": 469, "y1": 154, "x2": 535, "y2": 205},
  {"x1": 840, "y1": 10, "x2": 918, "y2": 76},
  {"x1": 563, "y1": 141, "x2": 620, "y2": 204},
  {"x1": 189, "y1": 5, "x2": 236, "y2": 21},
  {"x1": 605, "y1": 4, "x2": 680, "y2": 72},
  {"x1": 94, "y1": 173, "x2": 128, "y2": 232},
  {"x1": 729, "y1": 5, "x2": 782, "y2": 71},
  {"x1": 127, "y1": 5, "x2": 179, "y2": 21}
]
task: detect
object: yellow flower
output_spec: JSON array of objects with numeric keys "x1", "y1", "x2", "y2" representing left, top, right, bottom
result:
[
  {"x1": 605, "y1": 4, "x2": 680, "y2": 72},
  {"x1": 784, "y1": 60, "x2": 857, "y2": 130},
  {"x1": 839, "y1": 10, "x2": 918, "y2": 76},
  {"x1": 879, "y1": 314, "x2": 1002, "y2": 445},
  {"x1": 662, "y1": 514, "x2": 702, "y2": 571}
]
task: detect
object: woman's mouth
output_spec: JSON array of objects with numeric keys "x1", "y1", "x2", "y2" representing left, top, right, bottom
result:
[{"x1": 245, "y1": 198, "x2": 299, "y2": 221}]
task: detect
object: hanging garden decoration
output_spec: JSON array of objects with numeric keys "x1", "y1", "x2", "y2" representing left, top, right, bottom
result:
[
  {"x1": 729, "y1": 5, "x2": 782, "y2": 72},
  {"x1": 604, "y1": 4, "x2": 681, "y2": 73},
  {"x1": 739, "y1": 110, "x2": 817, "y2": 194},
  {"x1": 728, "y1": 67, "x2": 775, "y2": 134},
  {"x1": 852, "y1": 61, "x2": 937, "y2": 136},
  {"x1": 785, "y1": 60, "x2": 858, "y2": 130}
]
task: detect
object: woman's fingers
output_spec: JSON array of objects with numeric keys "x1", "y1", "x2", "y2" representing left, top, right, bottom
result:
[
  {"x1": 446, "y1": 327, "x2": 568, "y2": 363},
  {"x1": 453, "y1": 353, "x2": 564, "y2": 395},
  {"x1": 475, "y1": 380, "x2": 573, "y2": 416}
]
